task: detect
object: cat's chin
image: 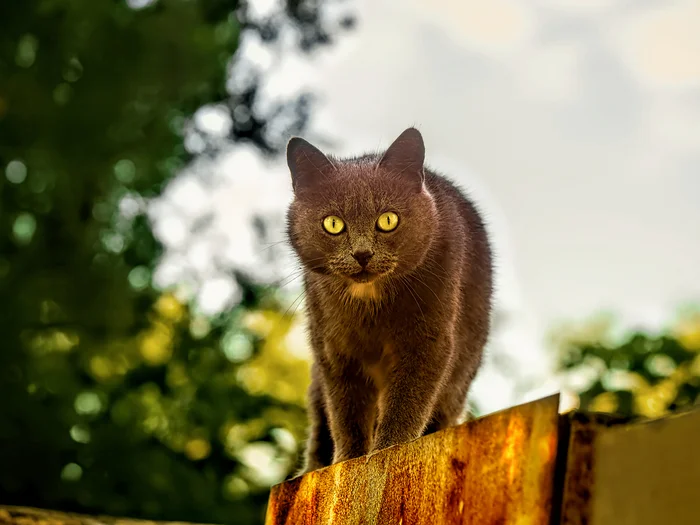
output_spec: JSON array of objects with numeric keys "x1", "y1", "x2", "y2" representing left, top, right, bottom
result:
[{"x1": 348, "y1": 270, "x2": 378, "y2": 283}]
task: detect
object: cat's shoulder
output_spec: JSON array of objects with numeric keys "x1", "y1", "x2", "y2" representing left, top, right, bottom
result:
[{"x1": 424, "y1": 168, "x2": 475, "y2": 207}]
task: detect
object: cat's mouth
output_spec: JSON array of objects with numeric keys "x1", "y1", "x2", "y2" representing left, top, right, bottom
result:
[{"x1": 349, "y1": 270, "x2": 377, "y2": 283}]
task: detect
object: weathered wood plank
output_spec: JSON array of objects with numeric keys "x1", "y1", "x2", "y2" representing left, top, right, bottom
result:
[
  {"x1": 557, "y1": 413, "x2": 625, "y2": 525},
  {"x1": 559, "y1": 405, "x2": 700, "y2": 525},
  {"x1": 265, "y1": 395, "x2": 561, "y2": 525}
]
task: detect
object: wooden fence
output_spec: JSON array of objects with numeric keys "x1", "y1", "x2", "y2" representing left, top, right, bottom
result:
[{"x1": 265, "y1": 394, "x2": 699, "y2": 524}]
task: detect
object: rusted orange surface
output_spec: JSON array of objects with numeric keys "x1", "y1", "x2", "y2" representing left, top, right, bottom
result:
[{"x1": 265, "y1": 395, "x2": 560, "y2": 525}]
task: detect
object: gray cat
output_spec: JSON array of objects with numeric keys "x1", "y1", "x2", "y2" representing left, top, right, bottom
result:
[{"x1": 285, "y1": 127, "x2": 493, "y2": 474}]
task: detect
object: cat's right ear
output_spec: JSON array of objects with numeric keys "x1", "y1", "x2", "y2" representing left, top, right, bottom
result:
[{"x1": 286, "y1": 137, "x2": 335, "y2": 194}]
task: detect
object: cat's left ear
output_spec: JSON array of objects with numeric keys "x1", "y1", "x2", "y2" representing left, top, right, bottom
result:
[
  {"x1": 286, "y1": 137, "x2": 336, "y2": 194},
  {"x1": 378, "y1": 127, "x2": 425, "y2": 189}
]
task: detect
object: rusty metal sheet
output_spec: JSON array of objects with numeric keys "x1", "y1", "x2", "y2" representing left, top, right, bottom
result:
[{"x1": 265, "y1": 395, "x2": 560, "y2": 525}]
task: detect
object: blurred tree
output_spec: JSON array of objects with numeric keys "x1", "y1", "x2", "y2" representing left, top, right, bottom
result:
[
  {"x1": 0, "y1": 0, "x2": 352, "y2": 524},
  {"x1": 553, "y1": 308, "x2": 700, "y2": 419}
]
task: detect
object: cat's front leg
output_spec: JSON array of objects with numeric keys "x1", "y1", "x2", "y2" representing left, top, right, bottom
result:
[
  {"x1": 320, "y1": 353, "x2": 377, "y2": 464},
  {"x1": 372, "y1": 337, "x2": 451, "y2": 452},
  {"x1": 297, "y1": 365, "x2": 334, "y2": 476}
]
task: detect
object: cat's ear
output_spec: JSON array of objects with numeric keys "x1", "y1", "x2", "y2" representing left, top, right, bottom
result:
[
  {"x1": 286, "y1": 137, "x2": 335, "y2": 193},
  {"x1": 378, "y1": 127, "x2": 425, "y2": 189}
]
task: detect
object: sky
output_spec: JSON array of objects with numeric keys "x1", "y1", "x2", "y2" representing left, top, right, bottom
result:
[{"x1": 149, "y1": 0, "x2": 700, "y2": 414}]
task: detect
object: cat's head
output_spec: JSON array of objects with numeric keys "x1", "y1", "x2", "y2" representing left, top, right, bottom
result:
[{"x1": 285, "y1": 128, "x2": 438, "y2": 284}]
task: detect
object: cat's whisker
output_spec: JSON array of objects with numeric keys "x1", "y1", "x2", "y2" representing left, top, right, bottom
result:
[
  {"x1": 282, "y1": 290, "x2": 307, "y2": 319},
  {"x1": 277, "y1": 262, "x2": 327, "y2": 289},
  {"x1": 289, "y1": 290, "x2": 308, "y2": 318},
  {"x1": 426, "y1": 254, "x2": 449, "y2": 277},
  {"x1": 419, "y1": 262, "x2": 449, "y2": 284},
  {"x1": 398, "y1": 274, "x2": 427, "y2": 327},
  {"x1": 273, "y1": 268, "x2": 305, "y2": 288},
  {"x1": 256, "y1": 240, "x2": 289, "y2": 254},
  {"x1": 409, "y1": 273, "x2": 443, "y2": 305},
  {"x1": 274, "y1": 257, "x2": 327, "y2": 287},
  {"x1": 278, "y1": 274, "x2": 305, "y2": 289}
]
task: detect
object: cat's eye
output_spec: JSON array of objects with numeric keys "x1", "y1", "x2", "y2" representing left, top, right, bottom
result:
[
  {"x1": 322, "y1": 215, "x2": 345, "y2": 235},
  {"x1": 377, "y1": 212, "x2": 399, "y2": 232}
]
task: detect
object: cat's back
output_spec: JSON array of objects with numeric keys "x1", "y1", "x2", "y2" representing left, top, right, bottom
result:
[
  {"x1": 423, "y1": 169, "x2": 492, "y2": 268},
  {"x1": 420, "y1": 168, "x2": 493, "y2": 365}
]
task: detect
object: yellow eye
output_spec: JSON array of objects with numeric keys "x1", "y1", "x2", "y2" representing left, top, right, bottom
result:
[
  {"x1": 377, "y1": 212, "x2": 399, "y2": 232},
  {"x1": 322, "y1": 215, "x2": 345, "y2": 235}
]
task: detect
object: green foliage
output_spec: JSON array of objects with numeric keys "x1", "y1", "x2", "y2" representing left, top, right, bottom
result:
[
  {"x1": 0, "y1": 1, "x2": 351, "y2": 523},
  {"x1": 553, "y1": 310, "x2": 700, "y2": 418}
]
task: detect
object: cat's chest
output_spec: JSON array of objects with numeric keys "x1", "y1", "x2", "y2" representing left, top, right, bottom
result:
[
  {"x1": 324, "y1": 308, "x2": 382, "y2": 343},
  {"x1": 323, "y1": 319, "x2": 391, "y2": 370},
  {"x1": 307, "y1": 282, "x2": 406, "y2": 352},
  {"x1": 316, "y1": 302, "x2": 386, "y2": 351}
]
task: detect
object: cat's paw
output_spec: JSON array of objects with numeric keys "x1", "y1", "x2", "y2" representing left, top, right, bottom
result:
[
  {"x1": 363, "y1": 448, "x2": 385, "y2": 465},
  {"x1": 332, "y1": 447, "x2": 369, "y2": 465},
  {"x1": 291, "y1": 459, "x2": 327, "y2": 478},
  {"x1": 370, "y1": 436, "x2": 398, "y2": 453}
]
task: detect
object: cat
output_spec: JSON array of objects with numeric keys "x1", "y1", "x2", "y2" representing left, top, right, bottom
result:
[{"x1": 285, "y1": 127, "x2": 493, "y2": 474}]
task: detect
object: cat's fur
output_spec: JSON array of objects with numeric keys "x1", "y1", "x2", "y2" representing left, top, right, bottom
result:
[{"x1": 285, "y1": 127, "x2": 493, "y2": 474}]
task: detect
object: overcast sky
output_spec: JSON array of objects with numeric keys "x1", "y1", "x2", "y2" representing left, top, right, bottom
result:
[
  {"x1": 151, "y1": 0, "x2": 700, "y2": 413},
  {"x1": 310, "y1": 0, "x2": 700, "y2": 324}
]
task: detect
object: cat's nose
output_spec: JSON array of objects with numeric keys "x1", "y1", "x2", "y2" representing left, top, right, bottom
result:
[{"x1": 352, "y1": 249, "x2": 374, "y2": 267}]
